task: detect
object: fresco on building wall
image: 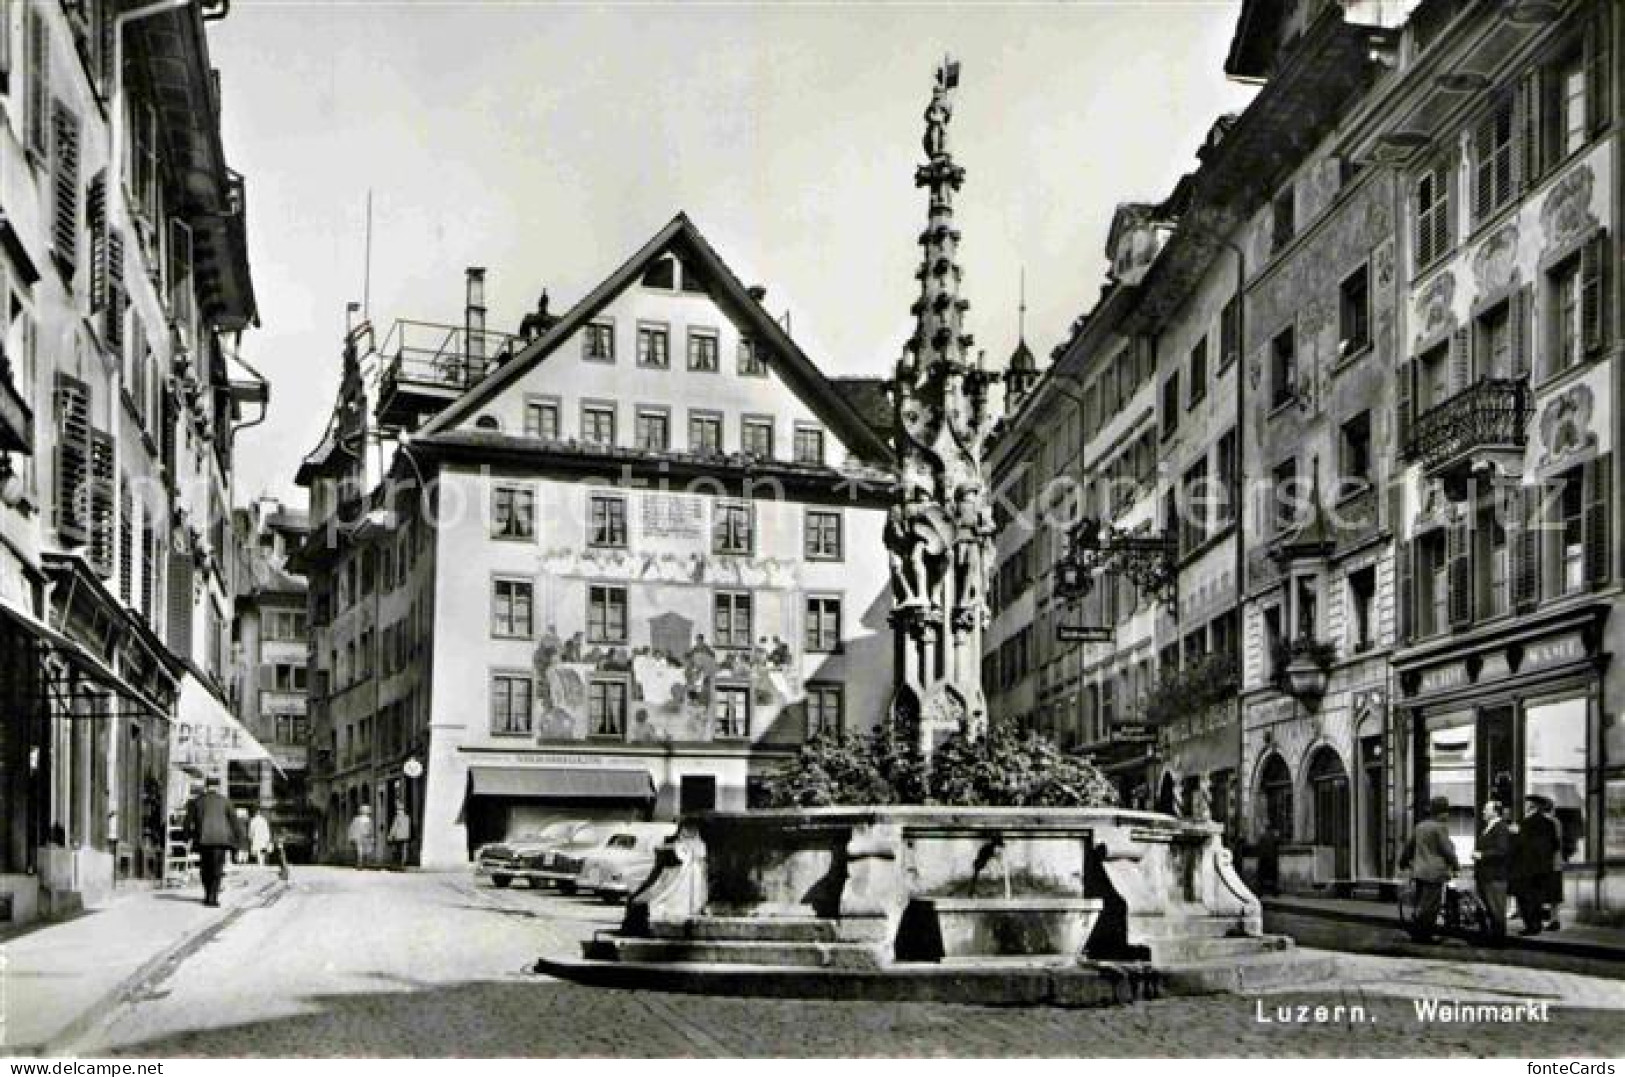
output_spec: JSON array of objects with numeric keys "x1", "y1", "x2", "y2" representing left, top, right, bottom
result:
[
  {"x1": 525, "y1": 548, "x2": 808, "y2": 745},
  {"x1": 1540, "y1": 164, "x2": 1598, "y2": 253}
]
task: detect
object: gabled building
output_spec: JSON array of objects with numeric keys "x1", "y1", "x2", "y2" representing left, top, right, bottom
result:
[{"x1": 295, "y1": 214, "x2": 895, "y2": 868}]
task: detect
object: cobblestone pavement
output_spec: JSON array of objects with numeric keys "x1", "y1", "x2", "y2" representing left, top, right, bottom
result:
[{"x1": 78, "y1": 868, "x2": 1625, "y2": 1058}]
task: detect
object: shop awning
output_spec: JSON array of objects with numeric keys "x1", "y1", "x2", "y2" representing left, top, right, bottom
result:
[
  {"x1": 171, "y1": 671, "x2": 277, "y2": 774},
  {"x1": 466, "y1": 766, "x2": 656, "y2": 801},
  {"x1": 0, "y1": 596, "x2": 168, "y2": 720}
]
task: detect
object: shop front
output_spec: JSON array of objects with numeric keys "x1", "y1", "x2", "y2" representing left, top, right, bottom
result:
[{"x1": 1394, "y1": 601, "x2": 1606, "y2": 918}]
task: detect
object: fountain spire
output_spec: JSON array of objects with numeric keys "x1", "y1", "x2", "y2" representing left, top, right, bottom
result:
[{"x1": 885, "y1": 58, "x2": 998, "y2": 756}]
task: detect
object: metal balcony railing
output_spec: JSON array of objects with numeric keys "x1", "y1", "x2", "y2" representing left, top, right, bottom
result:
[
  {"x1": 1406, "y1": 377, "x2": 1531, "y2": 473},
  {"x1": 377, "y1": 320, "x2": 523, "y2": 397}
]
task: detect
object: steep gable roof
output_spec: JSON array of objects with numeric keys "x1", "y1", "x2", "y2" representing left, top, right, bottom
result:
[{"x1": 419, "y1": 213, "x2": 893, "y2": 465}]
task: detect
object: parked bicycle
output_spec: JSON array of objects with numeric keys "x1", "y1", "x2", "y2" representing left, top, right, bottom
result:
[{"x1": 1397, "y1": 875, "x2": 1495, "y2": 946}]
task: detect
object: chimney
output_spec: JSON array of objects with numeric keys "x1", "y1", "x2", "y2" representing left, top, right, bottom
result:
[
  {"x1": 747, "y1": 285, "x2": 767, "y2": 303},
  {"x1": 465, "y1": 267, "x2": 487, "y2": 380}
]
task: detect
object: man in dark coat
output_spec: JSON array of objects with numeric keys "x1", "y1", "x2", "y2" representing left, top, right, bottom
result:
[
  {"x1": 1400, "y1": 796, "x2": 1459, "y2": 943},
  {"x1": 1472, "y1": 800, "x2": 1511, "y2": 942},
  {"x1": 1510, "y1": 793, "x2": 1561, "y2": 935},
  {"x1": 184, "y1": 776, "x2": 244, "y2": 907}
]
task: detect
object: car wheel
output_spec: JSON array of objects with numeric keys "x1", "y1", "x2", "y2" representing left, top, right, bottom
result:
[
  {"x1": 491, "y1": 874, "x2": 512, "y2": 888},
  {"x1": 559, "y1": 881, "x2": 576, "y2": 895}
]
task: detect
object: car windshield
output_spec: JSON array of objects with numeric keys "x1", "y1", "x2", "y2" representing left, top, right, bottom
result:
[{"x1": 606, "y1": 834, "x2": 637, "y2": 849}]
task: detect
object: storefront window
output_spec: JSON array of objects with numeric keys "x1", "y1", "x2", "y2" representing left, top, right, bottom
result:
[
  {"x1": 1526, "y1": 696, "x2": 1587, "y2": 859},
  {"x1": 1423, "y1": 710, "x2": 1477, "y2": 860}
]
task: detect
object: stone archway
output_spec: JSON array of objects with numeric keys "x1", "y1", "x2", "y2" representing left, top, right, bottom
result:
[{"x1": 1256, "y1": 752, "x2": 1293, "y2": 841}]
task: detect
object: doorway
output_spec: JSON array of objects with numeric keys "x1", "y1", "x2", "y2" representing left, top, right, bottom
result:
[{"x1": 1307, "y1": 747, "x2": 1351, "y2": 880}]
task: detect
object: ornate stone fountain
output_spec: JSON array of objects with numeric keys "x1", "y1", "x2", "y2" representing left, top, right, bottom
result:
[{"x1": 540, "y1": 63, "x2": 1317, "y2": 1004}]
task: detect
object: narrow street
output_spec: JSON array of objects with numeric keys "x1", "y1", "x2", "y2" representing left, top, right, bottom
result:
[{"x1": 70, "y1": 869, "x2": 1625, "y2": 1058}]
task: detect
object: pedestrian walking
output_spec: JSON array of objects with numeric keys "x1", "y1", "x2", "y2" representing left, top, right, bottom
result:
[
  {"x1": 233, "y1": 806, "x2": 251, "y2": 864},
  {"x1": 348, "y1": 804, "x2": 376, "y2": 868},
  {"x1": 1510, "y1": 793, "x2": 1561, "y2": 935},
  {"x1": 184, "y1": 776, "x2": 245, "y2": 907},
  {"x1": 1472, "y1": 800, "x2": 1511, "y2": 943},
  {"x1": 388, "y1": 806, "x2": 412, "y2": 869},
  {"x1": 249, "y1": 807, "x2": 273, "y2": 867},
  {"x1": 1399, "y1": 796, "x2": 1459, "y2": 943}
]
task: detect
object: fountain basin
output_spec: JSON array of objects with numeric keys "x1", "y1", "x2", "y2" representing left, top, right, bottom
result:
[{"x1": 914, "y1": 896, "x2": 1105, "y2": 962}]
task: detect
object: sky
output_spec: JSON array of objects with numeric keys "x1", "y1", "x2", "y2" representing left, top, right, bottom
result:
[{"x1": 211, "y1": 1, "x2": 1258, "y2": 507}]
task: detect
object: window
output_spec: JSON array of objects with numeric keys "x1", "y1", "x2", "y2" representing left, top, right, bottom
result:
[
  {"x1": 741, "y1": 417, "x2": 774, "y2": 459},
  {"x1": 1553, "y1": 49, "x2": 1588, "y2": 159},
  {"x1": 1262, "y1": 606, "x2": 1283, "y2": 680},
  {"x1": 51, "y1": 100, "x2": 81, "y2": 276},
  {"x1": 1219, "y1": 296, "x2": 1241, "y2": 370},
  {"x1": 1272, "y1": 457, "x2": 1299, "y2": 534},
  {"x1": 1418, "y1": 341, "x2": 1450, "y2": 412},
  {"x1": 492, "y1": 578, "x2": 533, "y2": 638},
  {"x1": 805, "y1": 683, "x2": 843, "y2": 738},
  {"x1": 1271, "y1": 185, "x2": 1295, "y2": 254},
  {"x1": 713, "y1": 591, "x2": 753, "y2": 649},
  {"x1": 1188, "y1": 337, "x2": 1207, "y2": 407},
  {"x1": 1180, "y1": 458, "x2": 1209, "y2": 555},
  {"x1": 1160, "y1": 370, "x2": 1179, "y2": 439},
  {"x1": 738, "y1": 336, "x2": 767, "y2": 376},
  {"x1": 641, "y1": 255, "x2": 675, "y2": 289},
  {"x1": 713, "y1": 502, "x2": 753, "y2": 554},
  {"x1": 582, "y1": 320, "x2": 614, "y2": 362},
  {"x1": 490, "y1": 673, "x2": 533, "y2": 735},
  {"x1": 269, "y1": 663, "x2": 307, "y2": 692},
  {"x1": 636, "y1": 323, "x2": 669, "y2": 368},
  {"x1": 1348, "y1": 566, "x2": 1376, "y2": 651},
  {"x1": 587, "y1": 585, "x2": 628, "y2": 643},
  {"x1": 805, "y1": 596, "x2": 842, "y2": 653},
  {"x1": 265, "y1": 609, "x2": 307, "y2": 641},
  {"x1": 582, "y1": 403, "x2": 616, "y2": 446},
  {"x1": 1417, "y1": 530, "x2": 1450, "y2": 637},
  {"x1": 687, "y1": 328, "x2": 719, "y2": 371},
  {"x1": 1216, "y1": 429, "x2": 1238, "y2": 529},
  {"x1": 1544, "y1": 238, "x2": 1605, "y2": 379},
  {"x1": 634, "y1": 408, "x2": 670, "y2": 452},
  {"x1": 1270, "y1": 327, "x2": 1296, "y2": 409},
  {"x1": 1414, "y1": 162, "x2": 1451, "y2": 269},
  {"x1": 491, "y1": 486, "x2": 534, "y2": 540},
  {"x1": 1339, "y1": 265, "x2": 1370, "y2": 357},
  {"x1": 1340, "y1": 411, "x2": 1372, "y2": 487},
  {"x1": 804, "y1": 509, "x2": 842, "y2": 560},
  {"x1": 1560, "y1": 468, "x2": 1584, "y2": 595},
  {"x1": 793, "y1": 425, "x2": 825, "y2": 466},
  {"x1": 524, "y1": 396, "x2": 560, "y2": 440},
  {"x1": 714, "y1": 685, "x2": 751, "y2": 739},
  {"x1": 1472, "y1": 95, "x2": 1516, "y2": 225},
  {"x1": 1477, "y1": 300, "x2": 1512, "y2": 380},
  {"x1": 689, "y1": 411, "x2": 722, "y2": 455},
  {"x1": 588, "y1": 680, "x2": 628, "y2": 738}
]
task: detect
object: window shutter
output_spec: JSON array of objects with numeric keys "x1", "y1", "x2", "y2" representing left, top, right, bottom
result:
[
  {"x1": 1396, "y1": 358, "x2": 1415, "y2": 457},
  {"x1": 1588, "y1": 4, "x2": 1612, "y2": 136},
  {"x1": 118, "y1": 477, "x2": 133, "y2": 603},
  {"x1": 1511, "y1": 284, "x2": 1532, "y2": 379},
  {"x1": 1580, "y1": 231, "x2": 1607, "y2": 355},
  {"x1": 167, "y1": 549, "x2": 194, "y2": 657},
  {"x1": 51, "y1": 99, "x2": 81, "y2": 277},
  {"x1": 1472, "y1": 114, "x2": 1495, "y2": 224},
  {"x1": 25, "y1": 7, "x2": 47, "y2": 157},
  {"x1": 88, "y1": 429, "x2": 115, "y2": 577},
  {"x1": 169, "y1": 218, "x2": 194, "y2": 332},
  {"x1": 1519, "y1": 69, "x2": 1543, "y2": 187},
  {"x1": 1507, "y1": 485, "x2": 1534, "y2": 611},
  {"x1": 141, "y1": 523, "x2": 155, "y2": 618},
  {"x1": 258, "y1": 663, "x2": 277, "y2": 691},
  {"x1": 1448, "y1": 326, "x2": 1472, "y2": 394},
  {"x1": 53, "y1": 373, "x2": 90, "y2": 544},
  {"x1": 1397, "y1": 539, "x2": 1416, "y2": 642},
  {"x1": 1447, "y1": 518, "x2": 1473, "y2": 628},
  {"x1": 96, "y1": 0, "x2": 114, "y2": 99},
  {"x1": 1520, "y1": 482, "x2": 1543, "y2": 610},
  {"x1": 1584, "y1": 453, "x2": 1612, "y2": 586},
  {"x1": 87, "y1": 171, "x2": 107, "y2": 309}
]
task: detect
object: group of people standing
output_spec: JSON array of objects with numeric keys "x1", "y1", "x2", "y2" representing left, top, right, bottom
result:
[
  {"x1": 346, "y1": 804, "x2": 414, "y2": 868},
  {"x1": 1403, "y1": 792, "x2": 1570, "y2": 944}
]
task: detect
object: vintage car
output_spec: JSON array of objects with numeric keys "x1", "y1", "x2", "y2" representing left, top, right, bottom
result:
[
  {"x1": 475, "y1": 819, "x2": 590, "y2": 888},
  {"x1": 521, "y1": 822, "x2": 671, "y2": 893},
  {"x1": 576, "y1": 824, "x2": 678, "y2": 902}
]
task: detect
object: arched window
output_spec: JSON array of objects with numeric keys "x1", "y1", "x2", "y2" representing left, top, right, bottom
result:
[
  {"x1": 1306, "y1": 746, "x2": 1351, "y2": 877},
  {"x1": 1259, "y1": 753, "x2": 1293, "y2": 840}
]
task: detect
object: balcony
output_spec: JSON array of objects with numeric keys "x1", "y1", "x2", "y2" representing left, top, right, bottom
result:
[
  {"x1": 1405, "y1": 378, "x2": 1531, "y2": 486},
  {"x1": 375, "y1": 320, "x2": 522, "y2": 432}
]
